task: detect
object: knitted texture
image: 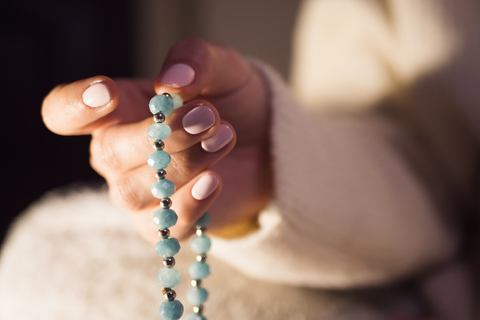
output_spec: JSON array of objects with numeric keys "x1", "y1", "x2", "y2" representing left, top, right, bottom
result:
[{"x1": 0, "y1": 186, "x2": 404, "y2": 320}]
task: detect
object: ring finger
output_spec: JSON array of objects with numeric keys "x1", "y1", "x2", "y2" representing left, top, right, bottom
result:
[
  {"x1": 106, "y1": 119, "x2": 236, "y2": 212},
  {"x1": 90, "y1": 99, "x2": 226, "y2": 176}
]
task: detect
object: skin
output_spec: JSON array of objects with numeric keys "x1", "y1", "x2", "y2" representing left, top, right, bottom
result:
[
  {"x1": 42, "y1": 38, "x2": 273, "y2": 243},
  {"x1": 42, "y1": 38, "x2": 440, "y2": 320}
]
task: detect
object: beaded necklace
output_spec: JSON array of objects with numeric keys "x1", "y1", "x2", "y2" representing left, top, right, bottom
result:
[{"x1": 147, "y1": 93, "x2": 212, "y2": 320}]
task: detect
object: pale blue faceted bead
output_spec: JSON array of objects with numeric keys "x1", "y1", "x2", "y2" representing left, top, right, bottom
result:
[
  {"x1": 147, "y1": 150, "x2": 171, "y2": 170},
  {"x1": 156, "y1": 238, "x2": 181, "y2": 257},
  {"x1": 151, "y1": 179, "x2": 176, "y2": 199},
  {"x1": 149, "y1": 94, "x2": 174, "y2": 116},
  {"x1": 186, "y1": 287, "x2": 209, "y2": 305},
  {"x1": 156, "y1": 268, "x2": 181, "y2": 288},
  {"x1": 191, "y1": 236, "x2": 211, "y2": 254},
  {"x1": 185, "y1": 314, "x2": 206, "y2": 320},
  {"x1": 195, "y1": 212, "x2": 211, "y2": 228},
  {"x1": 159, "y1": 300, "x2": 184, "y2": 320},
  {"x1": 189, "y1": 262, "x2": 210, "y2": 280},
  {"x1": 170, "y1": 93, "x2": 183, "y2": 109},
  {"x1": 153, "y1": 209, "x2": 178, "y2": 228},
  {"x1": 147, "y1": 123, "x2": 171, "y2": 140}
]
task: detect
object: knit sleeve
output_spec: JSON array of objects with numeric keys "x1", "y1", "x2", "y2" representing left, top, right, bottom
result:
[
  {"x1": 209, "y1": 61, "x2": 457, "y2": 288},
  {"x1": 209, "y1": 0, "x2": 480, "y2": 288}
]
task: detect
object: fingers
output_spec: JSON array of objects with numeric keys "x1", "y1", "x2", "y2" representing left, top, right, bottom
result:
[
  {"x1": 130, "y1": 171, "x2": 223, "y2": 243},
  {"x1": 154, "y1": 38, "x2": 254, "y2": 101},
  {"x1": 90, "y1": 100, "x2": 232, "y2": 175},
  {"x1": 154, "y1": 38, "x2": 269, "y2": 145},
  {"x1": 42, "y1": 77, "x2": 154, "y2": 136},
  {"x1": 106, "y1": 119, "x2": 236, "y2": 212}
]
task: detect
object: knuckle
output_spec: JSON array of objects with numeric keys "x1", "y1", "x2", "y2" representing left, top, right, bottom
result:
[
  {"x1": 169, "y1": 154, "x2": 191, "y2": 181},
  {"x1": 89, "y1": 154, "x2": 103, "y2": 176},
  {"x1": 90, "y1": 133, "x2": 122, "y2": 172},
  {"x1": 110, "y1": 176, "x2": 144, "y2": 212}
]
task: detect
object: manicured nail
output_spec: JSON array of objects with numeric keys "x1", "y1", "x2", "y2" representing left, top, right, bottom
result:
[
  {"x1": 192, "y1": 174, "x2": 219, "y2": 200},
  {"x1": 82, "y1": 83, "x2": 111, "y2": 107},
  {"x1": 201, "y1": 124, "x2": 234, "y2": 153},
  {"x1": 183, "y1": 106, "x2": 215, "y2": 134},
  {"x1": 161, "y1": 63, "x2": 195, "y2": 87}
]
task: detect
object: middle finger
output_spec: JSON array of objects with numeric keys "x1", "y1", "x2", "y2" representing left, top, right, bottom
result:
[
  {"x1": 90, "y1": 100, "x2": 222, "y2": 175},
  {"x1": 106, "y1": 121, "x2": 235, "y2": 213}
]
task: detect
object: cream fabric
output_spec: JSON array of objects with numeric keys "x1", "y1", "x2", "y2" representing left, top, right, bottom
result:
[
  {"x1": 213, "y1": 0, "x2": 480, "y2": 288},
  {"x1": 0, "y1": 188, "x2": 391, "y2": 320},
  {"x1": 1, "y1": 0, "x2": 479, "y2": 319}
]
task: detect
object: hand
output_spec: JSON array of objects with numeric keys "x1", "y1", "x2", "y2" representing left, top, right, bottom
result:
[{"x1": 42, "y1": 38, "x2": 273, "y2": 242}]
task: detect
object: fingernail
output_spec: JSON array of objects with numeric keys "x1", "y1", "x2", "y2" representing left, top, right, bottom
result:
[
  {"x1": 183, "y1": 106, "x2": 215, "y2": 134},
  {"x1": 82, "y1": 83, "x2": 111, "y2": 107},
  {"x1": 161, "y1": 63, "x2": 195, "y2": 87},
  {"x1": 201, "y1": 124, "x2": 234, "y2": 153},
  {"x1": 192, "y1": 174, "x2": 219, "y2": 200}
]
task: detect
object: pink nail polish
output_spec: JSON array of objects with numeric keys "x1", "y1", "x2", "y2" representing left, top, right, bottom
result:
[
  {"x1": 161, "y1": 63, "x2": 195, "y2": 87},
  {"x1": 201, "y1": 124, "x2": 234, "y2": 153},
  {"x1": 82, "y1": 83, "x2": 111, "y2": 107},
  {"x1": 183, "y1": 106, "x2": 215, "y2": 134},
  {"x1": 192, "y1": 174, "x2": 219, "y2": 200}
]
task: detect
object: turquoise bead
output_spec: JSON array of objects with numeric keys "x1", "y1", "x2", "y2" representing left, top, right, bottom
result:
[
  {"x1": 186, "y1": 287, "x2": 209, "y2": 305},
  {"x1": 185, "y1": 314, "x2": 206, "y2": 320},
  {"x1": 191, "y1": 236, "x2": 211, "y2": 254},
  {"x1": 147, "y1": 123, "x2": 171, "y2": 140},
  {"x1": 151, "y1": 179, "x2": 176, "y2": 199},
  {"x1": 156, "y1": 238, "x2": 181, "y2": 257},
  {"x1": 195, "y1": 212, "x2": 211, "y2": 228},
  {"x1": 189, "y1": 262, "x2": 210, "y2": 280},
  {"x1": 156, "y1": 268, "x2": 181, "y2": 288},
  {"x1": 147, "y1": 150, "x2": 171, "y2": 170},
  {"x1": 149, "y1": 95, "x2": 174, "y2": 116},
  {"x1": 170, "y1": 93, "x2": 183, "y2": 109},
  {"x1": 153, "y1": 209, "x2": 178, "y2": 229},
  {"x1": 159, "y1": 300, "x2": 184, "y2": 320}
]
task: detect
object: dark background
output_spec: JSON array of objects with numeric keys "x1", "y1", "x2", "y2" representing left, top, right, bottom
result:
[
  {"x1": 0, "y1": 0, "x2": 301, "y2": 244},
  {"x1": 0, "y1": 0, "x2": 133, "y2": 243}
]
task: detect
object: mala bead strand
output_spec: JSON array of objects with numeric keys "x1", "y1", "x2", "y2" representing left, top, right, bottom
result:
[
  {"x1": 185, "y1": 212, "x2": 212, "y2": 320},
  {"x1": 147, "y1": 93, "x2": 185, "y2": 320}
]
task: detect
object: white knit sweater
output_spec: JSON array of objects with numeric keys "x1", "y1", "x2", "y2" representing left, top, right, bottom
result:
[
  {"x1": 214, "y1": 0, "x2": 480, "y2": 292},
  {"x1": 1, "y1": 1, "x2": 479, "y2": 319}
]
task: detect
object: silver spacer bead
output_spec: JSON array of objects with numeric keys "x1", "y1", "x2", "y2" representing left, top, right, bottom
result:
[
  {"x1": 193, "y1": 306, "x2": 204, "y2": 314},
  {"x1": 195, "y1": 228, "x2": 205, "y2": 237},
  {"x1": 153, "y1": 140, "x2": 165, "y2": 150},
  {"x1": 155, "y1": 169, "x2": 167, "y2": 180},
  {"x1": 196, "y1": 254, "x2": 207, "y2": 262},
  {"x1": 158, "y1": 228, "x2": 170, "y2": 238},
  {"x1": 162, "y1": 288, "x2": 176, "y2": 301},
  {"x1": 163, "y1": 257, "x2": 176, "y2": 268},
  {"x1": 191, "y1": 279, "x2": 202, "y2": 287},
  {"x1": 160, "y1": 198, "x2": 172, "y2": 209},
  {"x1": 162, "y1": 93, "x2": 172, "y2": 99},
  {"x1": 154, "y1": 113, "x2": 165, "y2": 123}
]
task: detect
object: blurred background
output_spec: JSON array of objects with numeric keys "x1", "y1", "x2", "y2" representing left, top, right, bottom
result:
[{"x1": 0, "y1": 0, "x2": 302, "y2": 243}]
